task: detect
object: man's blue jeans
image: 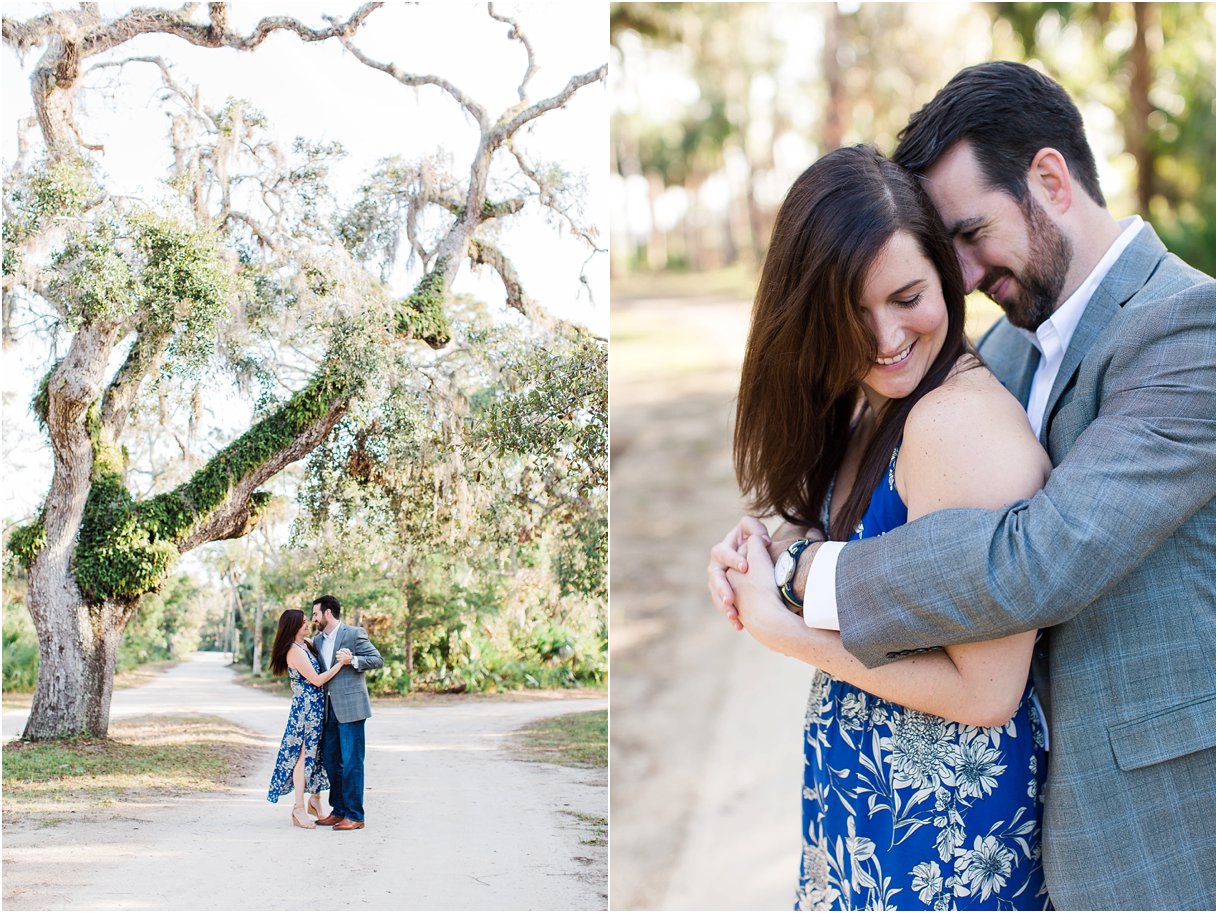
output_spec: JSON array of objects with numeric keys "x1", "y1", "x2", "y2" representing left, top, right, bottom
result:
[{"x1": 322, "y1": 703, "x2": 366, "y2": 822}]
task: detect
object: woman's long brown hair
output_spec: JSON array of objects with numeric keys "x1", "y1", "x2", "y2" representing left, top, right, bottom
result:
[
  {"x1": 734, "y1": 145, "x2": 969, "y2": 538},
  {"x1": 269, "y1": 609, "x2": 319, "y2": 676}
]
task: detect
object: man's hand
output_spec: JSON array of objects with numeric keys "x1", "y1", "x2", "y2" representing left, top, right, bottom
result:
[
  {"x1": 708, "y1": 517, "x2": 772, "y2": 631},
  {"x1": 336, "y1": 648, "x2": 353, "y2": 666}
]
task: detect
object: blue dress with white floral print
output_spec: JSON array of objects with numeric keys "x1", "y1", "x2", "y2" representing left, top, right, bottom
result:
[
  {"x1": 266, "y1": 645, "x2": 329, "y2": 802},
  {"x1": 797, "y1": 447, "x2": 1049, "y2": 911}
]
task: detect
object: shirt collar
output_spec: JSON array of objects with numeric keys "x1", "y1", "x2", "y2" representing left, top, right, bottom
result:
[{"x1": 1016, "y1": 214, "x2": 1144, "y2": 356}]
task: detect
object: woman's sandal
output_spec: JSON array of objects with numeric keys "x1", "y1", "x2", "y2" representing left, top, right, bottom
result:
[
  {"x1": 292, "y1": 805, "x2": 316, "y2": 829},
  {"x1": 307, "y1": 794, "x2": 324, "y2": 818}
]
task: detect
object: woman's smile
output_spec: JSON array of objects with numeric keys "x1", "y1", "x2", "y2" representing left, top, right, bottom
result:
[{"x1": 875, "y1": 341, "x2": 915, "y2": 367}]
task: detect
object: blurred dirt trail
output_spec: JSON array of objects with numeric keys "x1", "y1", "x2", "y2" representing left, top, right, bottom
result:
[
  {"x1": 3, "y1": 652, "x2": 607, "y2": 911},
  {"x1": 611, "y1": 293, "x2": 814, "y2": 911}
]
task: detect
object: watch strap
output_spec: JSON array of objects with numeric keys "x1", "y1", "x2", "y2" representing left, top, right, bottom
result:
[{"x1": 778, "y1": 538, "x2": 813, "y2": 611}]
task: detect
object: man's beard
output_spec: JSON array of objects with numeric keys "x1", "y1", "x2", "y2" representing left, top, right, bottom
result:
[{"x1": 981, "y1": 196, "x2": 1072, "y2": 331}]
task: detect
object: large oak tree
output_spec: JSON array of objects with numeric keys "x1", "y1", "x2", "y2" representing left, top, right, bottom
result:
[{"x1": 2, "y1": 2, "x2": 605, "y2": 739}]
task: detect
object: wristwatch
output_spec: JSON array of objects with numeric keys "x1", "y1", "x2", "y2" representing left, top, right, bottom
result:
[{"x1": 773, "y1": 538, "x2": 814, "y2": 613}]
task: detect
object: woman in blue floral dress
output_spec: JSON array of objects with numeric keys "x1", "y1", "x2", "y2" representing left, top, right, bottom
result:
[
  {"x1": 267, "y1": 608, "x2": 342, "y2": 828},
  {"x1": 720, "y1": 147, "x2": 1052, "y2": 910}
]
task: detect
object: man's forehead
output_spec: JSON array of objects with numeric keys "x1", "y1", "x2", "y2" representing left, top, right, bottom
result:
[
  {"x1": 924, "y1": 139, "x2": 981, "y2": 182},
  {"x1": 921, "y1": 144, "x2": 989, "y2": 227}
]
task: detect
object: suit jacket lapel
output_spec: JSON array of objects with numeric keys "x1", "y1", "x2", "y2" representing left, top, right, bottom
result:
[
  {"x1": 976, "y1": 319, "x2": 1038, "y2": 407},
  {"x1": 1040, "y1": 224, "x2": 1168, "y2": 444}
]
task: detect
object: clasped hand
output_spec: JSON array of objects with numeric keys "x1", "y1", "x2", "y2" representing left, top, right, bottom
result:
[
  {"x1": 707, "y1": 516, "x2": 772, "y2": 631},
  {"x1": 720, "y1": 534, "x2": 807, "y2": 653},
  {"x1": 335, "y1": 648, "x2": 353, "y2": 665}
]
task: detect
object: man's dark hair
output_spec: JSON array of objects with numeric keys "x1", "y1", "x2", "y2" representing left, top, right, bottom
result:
[
  {"x1": 313, "y1": 594, "x2": 342, "y2": 618},
  {"x1": 894, "y1": 61, "x2": 1105, "y2": 207}
]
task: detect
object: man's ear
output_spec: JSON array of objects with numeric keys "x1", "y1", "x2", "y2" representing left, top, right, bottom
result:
[{"x1": 1028, "y1": 148, "x2": 1073, "y2": 214}]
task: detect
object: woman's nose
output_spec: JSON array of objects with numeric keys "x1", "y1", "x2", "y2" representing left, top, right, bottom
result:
[{"x1": 870, "y1": 314, "x2": 903, "y2": 356}]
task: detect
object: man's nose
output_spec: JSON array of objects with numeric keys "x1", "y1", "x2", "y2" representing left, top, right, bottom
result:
[{"x1": 956, "y1": 245, "x2": 985, "y2": 293}]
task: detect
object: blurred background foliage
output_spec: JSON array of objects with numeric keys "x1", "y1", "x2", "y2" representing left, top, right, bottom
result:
[{"x1": 610, "y1": 2, "x2": 1216, "y2": 282}]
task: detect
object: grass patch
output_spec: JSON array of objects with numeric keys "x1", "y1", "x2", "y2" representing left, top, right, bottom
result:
[
  {"x1": 612, "y1": 264, "x2": 758, "y2": 302},
  {"x1": 565, "y1": 809, "x2": 608, "y2": 846},
  {"x1": 2, "y1": 714, "x2": 263, "y2": 825},
  {"x1": 514, "y1": 709, "x2": 607, "y2": 768}
]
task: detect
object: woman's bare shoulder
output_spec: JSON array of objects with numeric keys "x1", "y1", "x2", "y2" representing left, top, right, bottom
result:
[
  {"x1": 907, "y1": 356, "x2": 1028, "y2": 434},
  {"x1": 899, "y1": 356, "x2": 1050, "y2": 516},
  {"x1": 285, "y1": 643, "x2": 308, "y2": 671}
]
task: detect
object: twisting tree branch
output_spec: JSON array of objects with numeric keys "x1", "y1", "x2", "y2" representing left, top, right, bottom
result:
[
  {"x1": 506, "y1": 138, "x2": 599, "y2": 247},
  {"x1": 487, "y1": 3, "x2": 537, "y2": 105},
  {"x1": 87, "y1": 55, "x2": 216, "y2": 131},
  {"x1": 491, "y1": 63, "x2": 607, "y2": 145},
  {"x1": 326, "y1": 19, "x2": 490, "y2": 130},
  {"x1": 467, "y1": 238, "x2": 539, "y2": 322}
]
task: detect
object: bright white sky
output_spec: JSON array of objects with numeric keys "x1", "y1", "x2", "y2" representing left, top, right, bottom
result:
[{"x1": 1, "y1": 1, "x2": 608, "y2": 524}]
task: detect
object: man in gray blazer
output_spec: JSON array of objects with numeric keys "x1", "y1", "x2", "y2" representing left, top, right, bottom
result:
[
  {"x1": 311, "y1": 594, "x2": 383, "y2": 831},
  {"x1": 710, "y1": 63, "x2": 1214, "y2": 910}
]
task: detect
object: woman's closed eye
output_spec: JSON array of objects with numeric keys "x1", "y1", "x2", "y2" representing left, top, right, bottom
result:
[{"x1": 894, "y1": 292, "x2": 924, "y2": 309}]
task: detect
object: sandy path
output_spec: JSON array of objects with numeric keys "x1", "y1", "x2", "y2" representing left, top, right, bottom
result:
[
  {"x1": 610, "y1": 294, "x2": 814, "y2": 911},
  {"x1": 3, "y1": 652, "x2": 607, "y2": 911}
]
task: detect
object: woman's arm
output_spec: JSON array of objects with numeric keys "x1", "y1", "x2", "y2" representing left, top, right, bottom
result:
[
  {"x1": 729, "y1": 369, "x2": 1051, "y2": 727},
  {"x1": 730, "y1": 537, "x2": 1027, "y2": 727},
  {"x1": 287, "y1": 646, "x2": 345, "y2": 686}
]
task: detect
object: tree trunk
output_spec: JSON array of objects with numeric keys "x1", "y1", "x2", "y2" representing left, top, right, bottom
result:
[
  {"x1": 1128, "y1": 3, "x2": 1155, "y2": 213},
  {"x1": 821, "y1": 4, "x2": 846, "y2": 153},
  {"x1": 646, "y1": 173, "x2": 668, "y2": 271},
  {"x1": 405, "y1": 616, "x2": 414, "y2": 678},
  {"x1": 23, "y1": 573, "x2": 131, "y2": 739},
  {"x1": 252, "y1": 593, "x2": 263, "y2": 676}
]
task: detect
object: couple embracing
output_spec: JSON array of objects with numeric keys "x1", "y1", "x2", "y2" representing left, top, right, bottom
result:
[
  {"x1": 708, "y1": 63, "x2": 1214, "y2": 910},
  {"x1": 266, "y1": 595, "x2": 383, "y2": 831}
]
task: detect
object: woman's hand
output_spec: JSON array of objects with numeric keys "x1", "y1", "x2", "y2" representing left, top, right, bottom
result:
[
  {"x1": 726, "y1": 535, "x2": 804, "y2": 655},
  {"x1": 708, "y1": 516, "x2": 772, "y2": 630}
]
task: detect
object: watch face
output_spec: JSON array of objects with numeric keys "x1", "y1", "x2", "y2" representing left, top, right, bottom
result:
[{"x1": 774, "y1": 550, "x2": 794, "y2": 587}]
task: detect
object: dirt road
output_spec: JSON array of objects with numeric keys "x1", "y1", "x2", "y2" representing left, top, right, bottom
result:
[
  {"x1": 610, "y1": 292, "x2": 814, "y2": 911},
  {"x1": 2, "y1": 652, "x2": 607, "y2": 911}
]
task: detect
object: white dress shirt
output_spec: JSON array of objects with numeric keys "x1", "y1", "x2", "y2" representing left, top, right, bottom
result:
[
  {"x1": 318, "y1": 623, "x2": 338, "y2": 667},
  {"x1": 802, "y1": 216, "x2": 1145, "y2": 631}
]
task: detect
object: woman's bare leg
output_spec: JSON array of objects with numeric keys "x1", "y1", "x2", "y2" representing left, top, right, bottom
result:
[
  {"x1": 290, "y1": 748, "x2": 314, "y2": 828},
  {"x1": 293, "y1": 747, "x2": 306, "y2": 806}
]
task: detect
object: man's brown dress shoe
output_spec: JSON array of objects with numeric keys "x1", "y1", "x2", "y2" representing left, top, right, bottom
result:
[
  {"x1": 315, "y1": 814, "x2": 343, "y2": 826},
  {"x1": 332, "y1": 818, "x2": 365, "y2": 831}
]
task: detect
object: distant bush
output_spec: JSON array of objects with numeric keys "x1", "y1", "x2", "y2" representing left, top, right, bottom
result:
[{"x1": 2, "y1": 604, "x2": 39, "y2": 692}]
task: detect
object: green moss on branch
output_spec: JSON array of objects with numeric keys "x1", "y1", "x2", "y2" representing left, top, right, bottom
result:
[
  {"x1": 392, "y1": 261, "x2": 451, "y2": 349},
  {"x1": 72, "y1": 366, "x2": 356, "y2": 603}
]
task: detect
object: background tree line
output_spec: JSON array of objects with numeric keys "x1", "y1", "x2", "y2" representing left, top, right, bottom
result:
[{"x1": 610, "y1": 2, "x2": 1215, "y2": 278}]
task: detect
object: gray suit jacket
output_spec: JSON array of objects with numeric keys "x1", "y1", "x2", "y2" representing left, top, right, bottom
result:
[
  {"x1": 318, "y1": 622, "x2": 383, "y2": 723},
  {"x1": 835, "y1": 224, "x2": 1215, "y2": 911}
]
